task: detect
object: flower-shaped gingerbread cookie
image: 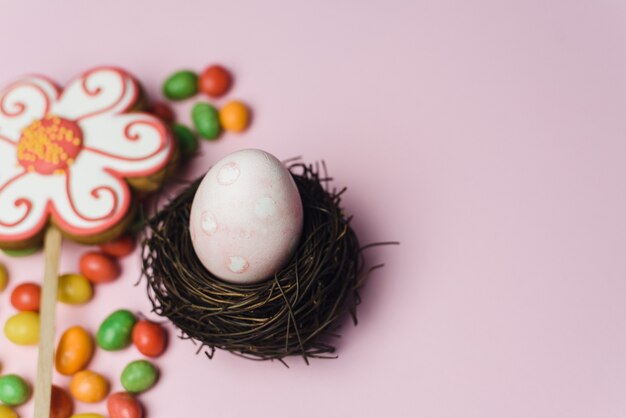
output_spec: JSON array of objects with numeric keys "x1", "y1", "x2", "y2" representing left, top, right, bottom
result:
[{"x1": 0, "y1": 67, "x2": 174, "y2": 248}]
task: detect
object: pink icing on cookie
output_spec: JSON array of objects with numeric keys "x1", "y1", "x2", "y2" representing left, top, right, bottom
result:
[{"x1": 0, "y1": 67, "x2": 174, "y2": 243}]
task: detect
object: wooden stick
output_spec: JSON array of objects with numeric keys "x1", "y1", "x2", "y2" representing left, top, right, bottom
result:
[{"x1": 33, "y1": 225, "x2": 62, "y2": 418}]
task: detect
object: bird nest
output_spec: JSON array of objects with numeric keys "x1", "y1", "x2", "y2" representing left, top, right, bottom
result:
[{"x1": 141, "y1": 162, "x2": 374, "y2": 364}]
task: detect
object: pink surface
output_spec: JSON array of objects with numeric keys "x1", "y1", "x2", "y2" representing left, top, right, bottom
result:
[{"x1": 1, "y1": 1, "x2": 626, "y2": 417}]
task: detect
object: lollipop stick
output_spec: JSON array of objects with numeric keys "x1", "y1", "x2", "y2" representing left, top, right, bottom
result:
[{"x1": 33, "y1": 225, "x2": 62, "y2": 418}]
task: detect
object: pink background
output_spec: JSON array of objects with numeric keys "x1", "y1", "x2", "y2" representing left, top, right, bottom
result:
[{"x1": 1, "y1": 1, "x2": 626, "y2": 417}]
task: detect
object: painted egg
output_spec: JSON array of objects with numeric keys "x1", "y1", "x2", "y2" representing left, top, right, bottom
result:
[{"x1": 189, "y1": 149, "x2": 303, "y2": 284}]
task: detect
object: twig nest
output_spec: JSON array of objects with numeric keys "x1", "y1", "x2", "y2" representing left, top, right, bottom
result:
[
  {"x1": 189, "y1": 149, "x2": 303, "y2": 284},
  {"x1": 142, "y1": 161, "x2": 364, "y2": 363}
]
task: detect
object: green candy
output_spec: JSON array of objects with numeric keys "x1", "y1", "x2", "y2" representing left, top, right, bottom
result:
[
  {"x1": 191, "y1": 102, "x2": 220, "y2": 140},
  {"x1": 0, "y1": 374, "x2": 30, "y2": 406},
  {"x1": 129, "y1": 212, "x2": 145, "y2": 235},
  {"x1": 121, "y1": 360, "x2": 158, "y2": 394},
  {"x1": 172, "y1": 123, "x2": 198, "y2": 157},
  {"x1": 163, "y1": 70, "x2": 198, "y2": 100},
  {"x1": 2, "y1": 247, "x2": 39, "y2": 257},
  {"x1": 96, "y1": 309, "x2": 136, "y2": 351}
]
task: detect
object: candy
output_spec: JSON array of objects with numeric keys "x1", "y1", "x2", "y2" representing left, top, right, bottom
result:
[
  {"x1": 192, "y1": 103, "x2": 220, "y2": 140},
  {"x1": 163, "y1": 70, "x2": 198, "y2": 100},
  {"x1": 129, "y1": 212, "x2": 145, "y2": 235},
  {"x1": 148, "y1": 101, "x2": 175, "y2": 124},
  {"x1": 172, "y1": 124, "x2": 199, "y2": 158},
  {"x1": 99, "y1": 234, "x2": 136, "y2": 258},
  {"x1": 10, "y1": 282, "x2": 41, "y2": 311},
  {"x1": 199, "y1": 65, "x2": 232, "y2": 98},
  {"x1": 121, "y1": 360, "x2": 158, "y2": 394},
  {"x1": 132, "y1": 320, "x2": 167, "y2": 358},
  {"x1": 2, "y1": 247, "x2": 39, "y2": 257},
  {"x1": 70, "y1": 414, "x2": 105, "y2": 418},
  {"x1": 0, "y1": 263, "x2": 8, "y2": 292},
  {"x1": 107, "y1": 392, "x2": 143, "y2": 418},
  {"x1": 69, "y1": 370, "x2": 109, "y2": 403},
  {"x1": 0, "y1": 374, "x2": 30, "y2": 406},
  {"x1": 79, "y1": 252, "x2": 120, "y2": 284},
  {"x1": 50, "y1": 385, "x2": 74, "y2": 418},
  {"x1": 96, "y1": 309, "x2": 136, "y2": 351},
  {"x1": 57, "y1": 274, "x2": 93, "y2": 305},
  {"x1": 0, "y1": 405, "x2": 17, "y2": 418},
  {"x1": 4, "y1": 311, "x2": 39, "y2": 345},
  {"x1": 219, "y1": 100, "x2": 250, "y2": 133},
  {"x1": 56, "y1": 326, "x2": 94, "y2": 375}
]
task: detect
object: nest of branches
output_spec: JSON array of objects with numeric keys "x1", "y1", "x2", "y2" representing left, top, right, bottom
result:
[{"x1": 141, "y1": 162, "x2": 377, "y2": 364}]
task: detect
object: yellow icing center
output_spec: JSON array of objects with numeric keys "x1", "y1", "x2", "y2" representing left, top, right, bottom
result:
[{"x1": 17, "y1": 115, "x2": 83, "y2": 175}]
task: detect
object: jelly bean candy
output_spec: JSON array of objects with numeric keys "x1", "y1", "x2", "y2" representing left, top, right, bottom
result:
[
  {"x1": 172, "y1": 123, "x2": 198, "y2": 158},
  {"x1": 58, "y1": 274, "x2": 93, "y2": 305},
  {"x1": 163, "y1": 70, "x2": 198, "y2": 100},
  {"x1": 99, "y1": 234, "x2": 135, "y2": 258},
  {"x1": 132, "y1": 320, "x2": 167, "y2": 357},
  {"x1": 0, "y1": 405, "x2": 18, "y2": 418},
  {"x1": 219, "y1": 100, "x2": 250, "y2": 132},
  {"x1": 50, "y1": 385, "x2": 74, "y2": 418},
  {"x1": 0, "y1": 375, "x2": 30, "y2": 406},
  {"x1": 0, "y1": 263, "x2": 8, "y2": 292},
  {"x1": 192, "y1": 102, "x2": 220, "y2": 140},
  {"x1": 96, "y1": 309, "x2": 136, "y2": 350},
  {"x1": 56, "y1": 326, "x2": 94, "y2": 375},
  {"x1": 121, "y1": 360, "x2": 158, "y2": 394},
  {"x1": 2, "y1": 247, "x2": 39, "y2": 257},
  {"x1": 199, "y1": 65, "x2": 232, "y2": 98},
  {"x1": 4, "y1": 312, "x2": 39, "y2": 345},
  {"x1": 70, "y1": 370, "x2": 109, "y2": 403},
  {"x1": 79, "y1": 251, "x2": 120, "y2": 284},
  {"x1": 148, "y1": 101, "x2": 175, "y2": 123},
  {"x1": 10, "y1": 282, "x2": 41, "y2": 311},
  {"x1": 107, "y1": 392, "x2": 143, "y2": 418}
]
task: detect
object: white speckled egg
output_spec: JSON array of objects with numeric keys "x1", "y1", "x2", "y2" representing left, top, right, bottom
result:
[{"x1": 189, "y1": 149, "x2": 304, "y2": 284}]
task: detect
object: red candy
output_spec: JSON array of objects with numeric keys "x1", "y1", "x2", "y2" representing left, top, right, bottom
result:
[
  {"x1": 199, "y1": 65, "x2": 232, "y2": 98},
  {"x1": 107, "y1": 391, "x2": 143, "y2": 418},
  {"x1": 99, "y1": 234, "x2": 136, "y2": 258},
  {"x1": 50, "y1": 385, "x2": 74, "y2": 418},
  {"x1": 148, "y1": 101, "x2": 175, "y2": 124},
  {"x1": 79, "y1": 251, "x2": 121, "y2": 284},
  {"x1": 10, "y1": 282, "x2": 41, "y2": 312},
  {"x1": 132, "y1": 320, "x2": 167, "y2": 358}
]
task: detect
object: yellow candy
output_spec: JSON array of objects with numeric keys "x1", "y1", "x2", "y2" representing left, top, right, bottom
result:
[
  {"x1": 70, "y1": 415, "x2": 105, "y2": 418},
  {"x1": 4, "y1": 312, "x2": 39, "y2": 345},
  {"x1": 58, "y1": 273, "x2": 93, "y2": 304},
  {"x1": 0, "y1": 263, "x2": 8, "y2": 292},
  {"x1": 219, "y1": 100, "x2": 250, "y2": 133},
  {"x1": 0, "y1": 405, "x2": 18, "y2": 418}
]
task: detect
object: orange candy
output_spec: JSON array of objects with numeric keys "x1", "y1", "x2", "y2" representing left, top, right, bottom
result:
[
  {"x1": 56, "y1": 326, "x2": 94, "y2": 376},
  {"x1": 10, "y1": 282, "x2": 41, "y2": 311},
  {"x1": 99, "y1": 234, "x2": 136, "y2": 258},
  {"x1": 79, "y1": 252, "x2": 120, "y2": 284},
  {"x1": 50, "y1": 385, "x2": 74, "y2": 418},
  {"x1": 69, "y1": 370, "x2": 109, "y2": 403},
  {"x1": 219, "y1": 101, "x2": 250, "y2": 133},
  {"x1": 132, "y1": 320, "x2": 167, "y2": 358}
]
